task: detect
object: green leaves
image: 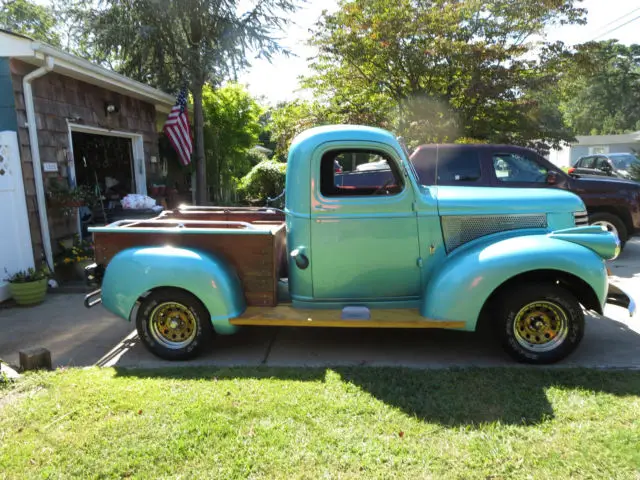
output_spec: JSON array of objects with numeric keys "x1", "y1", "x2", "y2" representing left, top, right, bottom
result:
[
  {"x1": 303, "y1": 0, "x2": 586, "y2": 152},
  {"x1": 0, "y1": 0, "x2": 62, "y2": 46}
]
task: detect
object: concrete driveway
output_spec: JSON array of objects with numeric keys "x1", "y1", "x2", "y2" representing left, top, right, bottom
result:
[{"x1": 1, "y1": 240, "x2": 639, "y2": 370}]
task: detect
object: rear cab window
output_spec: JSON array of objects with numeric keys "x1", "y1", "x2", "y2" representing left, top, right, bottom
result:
[{"x1": 437, "y1": 149, "x2": 482, "y2": 184}]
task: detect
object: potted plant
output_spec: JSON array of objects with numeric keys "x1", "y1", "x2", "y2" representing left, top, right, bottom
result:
[
  {"x1": 4, "y1": 266, "x2": 50, "y2": 305},
  {"x1": 46, "y1": 177, "x2": 97, "y2": 216},
  {"x1": 54, "y1": 236, "x2": 95, "y2": 281}
]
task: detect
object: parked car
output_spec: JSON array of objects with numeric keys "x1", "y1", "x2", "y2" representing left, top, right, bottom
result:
[
  {"x1": 569, "y1": 153, "x2": 640, "y2": 179},
  {"x1": 85, "y1": 125, "x2": 632, "y2": 365},
  {"x1": 409, "y1": 144, "x2": 640, "y2": 247}
]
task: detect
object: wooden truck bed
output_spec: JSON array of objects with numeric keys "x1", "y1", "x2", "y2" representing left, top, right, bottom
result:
[{"x1": 91, "y1": 209, "x2": 287, "y2": 307}]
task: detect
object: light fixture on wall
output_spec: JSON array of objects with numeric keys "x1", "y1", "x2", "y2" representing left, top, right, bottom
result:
[{"x1": 104, "y1": 101, "x2": 120, "y2": 115}]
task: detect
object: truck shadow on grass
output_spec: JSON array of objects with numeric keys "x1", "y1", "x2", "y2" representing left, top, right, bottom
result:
[{"x1": 112, "y1": 358, "x2": 640, "y2": 428}]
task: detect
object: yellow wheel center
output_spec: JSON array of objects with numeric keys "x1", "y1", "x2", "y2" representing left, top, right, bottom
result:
[
  {"x1": 514, "y1": 301, "x2": 568, "y2": 348},
  {"x1": 149, "y1": 302, "x2": 197, "y2": 347}
]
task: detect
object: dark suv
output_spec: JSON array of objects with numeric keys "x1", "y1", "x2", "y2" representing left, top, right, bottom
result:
[
  {"x1": 569, "y1": 153, "x2": 640, "y2": 180},
  {"x1": 409, "y1": 144, "x2": 640, "y2": 247}
]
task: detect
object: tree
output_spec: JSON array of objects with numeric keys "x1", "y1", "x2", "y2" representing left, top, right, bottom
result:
[
  {"x1": 558, "y1": 41, "x2": 640, "y2": 135},
  {"x1": 66, "y1": 0, "x2": 300, "y2": 204},
  {"x1": 0, "y1": 0, "x2": 62, "y2": 46},
  {"x1": 202, "y1": 82, "x2": 263, "y2": 202},
  {"x1": 302, "y1": 0, "x2": 585, "y2": 150},
  {"x1": 264, "y1": 100, "x2": 330, "y2": 160}
]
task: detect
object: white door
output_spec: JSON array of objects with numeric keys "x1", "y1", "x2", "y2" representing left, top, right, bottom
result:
[{"x1": 0, "y1": 131, "x2": 34, "y2": 302}]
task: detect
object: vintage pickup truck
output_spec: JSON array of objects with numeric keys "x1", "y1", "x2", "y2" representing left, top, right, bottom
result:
[{"x1": 84, "y1": 125, "x2": 635, "y2": 365}]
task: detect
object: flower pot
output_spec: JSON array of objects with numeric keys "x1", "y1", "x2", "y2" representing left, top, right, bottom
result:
[{"x1": 8, "y1": 278, "x2": 48, "y2": 306}]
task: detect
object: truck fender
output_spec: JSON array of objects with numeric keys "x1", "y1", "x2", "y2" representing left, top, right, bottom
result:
[
  {"x1": 101, "y1": 246, "x2": 245, "y2": 335},
  {"x1": 421, "y1": 234, "x2": 608, "y2": 330}
]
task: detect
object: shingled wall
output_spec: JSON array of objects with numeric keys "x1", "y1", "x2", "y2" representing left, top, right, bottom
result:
[{"x1": 9, "y1": 59, "x2": 161, "y2": 261}]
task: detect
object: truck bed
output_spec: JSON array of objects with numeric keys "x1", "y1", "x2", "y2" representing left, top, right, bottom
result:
[{"x1": 90, "y1": 207, "x2": 287, "y2": 307}]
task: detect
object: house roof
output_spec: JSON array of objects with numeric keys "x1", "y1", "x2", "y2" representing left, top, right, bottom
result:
[
  {"x1": 574, "y1": 131, "x2": 640, "y2": 146},
  {"x1": 0, "y1": 30, "x2": 176, "y2": 113}
]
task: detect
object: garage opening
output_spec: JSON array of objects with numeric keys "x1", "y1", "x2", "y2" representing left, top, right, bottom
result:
[
  {"x1": 70, "y1": 130, "x2": 151, "y2": 235},
  {"x1": 72, "y1": 131, "x2": 136, "y2": 206}
]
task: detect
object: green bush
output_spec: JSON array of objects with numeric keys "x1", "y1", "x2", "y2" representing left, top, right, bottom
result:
[{"x1": 238, "y1": 160, "x2": 287, "y2": 204}]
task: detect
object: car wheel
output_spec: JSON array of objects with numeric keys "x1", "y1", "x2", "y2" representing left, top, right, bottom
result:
[
  {"x1": 136, "y1": 288, "x2": 213, "y2": 361},
  {"x1": 589, "y1": 212, "x2": 627, "y2": 248},
  {"x1": 497, "y1": 283, "x2": 584, "y2": 364}
]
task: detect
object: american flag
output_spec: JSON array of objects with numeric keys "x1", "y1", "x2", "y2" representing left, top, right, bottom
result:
[{"x1": 163, "y1": 87, "x2": 192, "y2": 166}]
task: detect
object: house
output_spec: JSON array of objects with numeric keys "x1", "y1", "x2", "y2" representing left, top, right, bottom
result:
[
  {"x1": 547, "y1": 131, "x2": 640, "y2": 169},
  {"x1": 0, "y1": 30, "x2": 189, "y2": 301}
]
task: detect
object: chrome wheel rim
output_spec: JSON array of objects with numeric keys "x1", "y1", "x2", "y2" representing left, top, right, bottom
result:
[
  {"x1": 149, "y1": 302, "x2": 197, "y2": 349},
  {"x1": 513, "y1": 301, "x2": 569, "y2": 352},
  {"x1": 591, "y1": 220, "x2": 618, "y2": 239}
]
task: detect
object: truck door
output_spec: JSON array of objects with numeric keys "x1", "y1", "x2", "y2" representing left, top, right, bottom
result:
[{"x1": 310, "y1": 144, "x2": 421, "y2": 300}]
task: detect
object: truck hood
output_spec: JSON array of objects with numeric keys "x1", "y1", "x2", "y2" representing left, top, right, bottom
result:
[{"x1": 428, "y1": 185, "x2": 585, "y2": 216}]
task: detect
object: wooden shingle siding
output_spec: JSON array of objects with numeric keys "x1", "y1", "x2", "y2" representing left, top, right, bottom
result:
[{"x1": 9, "y1": 59, "x2": 161, "y2": 260}]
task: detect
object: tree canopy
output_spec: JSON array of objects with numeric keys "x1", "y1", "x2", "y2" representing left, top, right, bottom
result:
[
  {"x1": 302, "y1": 0, "x2": 587, "y2": 151},
  {"x1": 0, "y1": 0, "x2": 62, "y2": 46},
  {"x1": 202, "y1": 82, "x2": 263, "y2": 202},
  {"x1": 557, "y1": 40, "x2": 640, "y2": 135}
]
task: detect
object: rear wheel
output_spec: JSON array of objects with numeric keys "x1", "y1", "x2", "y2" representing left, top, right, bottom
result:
[
  {"x1": 589, "y1": 212, "x2": 627, "y2": 249},
  {"x1": 136, "y1": 289, "x2": 213, "y2": 360},
  {"x1": 497, "y1": 283, "x2": 584, "y2": 364}
]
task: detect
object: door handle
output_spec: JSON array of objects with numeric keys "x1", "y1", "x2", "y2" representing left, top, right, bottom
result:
[{"x1": 290, "y1": 248, "x2": 309, "y2": 269}]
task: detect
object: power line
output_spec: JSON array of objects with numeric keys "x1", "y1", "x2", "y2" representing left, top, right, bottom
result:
[
  {"x1": 590, "y1": 6, "x2": 640, "y2": 35},
  {"x1": 590, "y1": 13, "x2": 640, "y2": 41}
]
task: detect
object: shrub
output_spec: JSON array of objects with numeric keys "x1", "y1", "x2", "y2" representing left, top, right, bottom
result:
[{"x1": 238, "y1": 160, "x2": 287, "y2": 204}]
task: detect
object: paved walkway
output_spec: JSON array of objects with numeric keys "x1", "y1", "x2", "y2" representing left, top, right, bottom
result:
[{"x1": 1, "y1": 240, "x2": 639, "y2": 370}]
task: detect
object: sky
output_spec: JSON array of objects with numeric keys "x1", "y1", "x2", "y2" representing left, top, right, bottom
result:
[{"x1": 236, "y1": 0, "x2": 640, "y2": 105}]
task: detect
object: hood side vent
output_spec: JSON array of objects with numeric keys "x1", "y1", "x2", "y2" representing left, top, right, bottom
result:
[{"x1": 441, "y1": 214, "x2": 547, "y2": 252}]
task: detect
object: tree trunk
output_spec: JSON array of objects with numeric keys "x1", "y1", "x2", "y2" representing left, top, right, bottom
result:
[{"x1": 192, "y1": 81, "x2": 207, "y2": 205}]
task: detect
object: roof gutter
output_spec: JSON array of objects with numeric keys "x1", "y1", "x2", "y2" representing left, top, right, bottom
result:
[{"x1": 23, "y1": 55, "x2": 55, "y2": 272}]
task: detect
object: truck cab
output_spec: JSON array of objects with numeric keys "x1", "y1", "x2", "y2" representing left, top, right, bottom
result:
[{"x1": 85, "y1": 125, "x2": 635, "y2": 365}]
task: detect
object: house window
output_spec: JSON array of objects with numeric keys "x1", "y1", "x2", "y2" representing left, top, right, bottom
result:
[
  {"x1": 320, "y1": 149, "x2": 404, "y2": 197},
  {"x1": 589, "y1": 145, "x2": 609, "y2": 155}
]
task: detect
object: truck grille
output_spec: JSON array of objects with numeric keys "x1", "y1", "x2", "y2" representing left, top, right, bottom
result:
[
  {"x1": 441, "y1": 214, "x2": 547, "y2": 252},
  {"x1": 574, "y1": 211, "x2": 589, "y2": 227}
]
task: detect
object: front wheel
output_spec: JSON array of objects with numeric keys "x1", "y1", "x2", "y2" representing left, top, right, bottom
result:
[
  {"x1": 136, "y1": 288, "x2": 213, "y2": 360},
  {"x1": 497, "y1": 284, "x2": 584, "y2": 364}
]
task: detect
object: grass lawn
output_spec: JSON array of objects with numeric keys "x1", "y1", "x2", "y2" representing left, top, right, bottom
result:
[{"x1": 1, "y1": 367, "x2": 639, "y2": 479}]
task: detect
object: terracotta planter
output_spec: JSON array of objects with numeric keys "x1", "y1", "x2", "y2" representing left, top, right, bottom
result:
[{"x1": 8, "y1": 278, "x2": 48, "y2": 306}]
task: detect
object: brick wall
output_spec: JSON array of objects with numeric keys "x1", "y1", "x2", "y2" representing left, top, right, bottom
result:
[{"x1": 10, "y1": 59, "x2": 161, "y2": 260}]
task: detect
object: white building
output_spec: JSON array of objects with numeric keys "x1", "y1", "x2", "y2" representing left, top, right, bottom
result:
[{"x1": 547, "y1": 131, "x2": 640, "y2": 169}]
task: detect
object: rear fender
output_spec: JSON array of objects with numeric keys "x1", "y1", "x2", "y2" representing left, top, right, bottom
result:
[
  {"x1": 421, "y1": 234, "x2": 608, "y2": 330},
  {"x1": 101, "y1": 246, "x2": 245, "y2": 335}
]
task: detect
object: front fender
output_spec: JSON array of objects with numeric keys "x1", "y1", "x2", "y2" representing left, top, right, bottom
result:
[
  {"x1": 421, "y1": 234, "x2": 608, "y2": 330},
  {"x1": 101, "y1": 246, "x2": 245, "y2": 335}
]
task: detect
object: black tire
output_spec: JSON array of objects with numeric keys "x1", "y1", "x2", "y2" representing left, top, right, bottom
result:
[
  {"x1": 589, "y1": 212, "x2": 627, "y2": 248},
  {"x1": 497, "y1": 283, "x2": 584, "y2": 365},
  {"x1": 136, "y1": 288, "x2": 213, "y2": 361}
]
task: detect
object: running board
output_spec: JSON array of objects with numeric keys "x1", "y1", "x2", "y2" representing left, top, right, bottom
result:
[{"x1": 230, "y1": 306, "x2": 465, "y2": 329}]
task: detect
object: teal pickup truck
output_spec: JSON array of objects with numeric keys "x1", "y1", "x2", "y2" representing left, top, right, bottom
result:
[{"x1": 84, "y1": 125, "x2": 635, "y2": 364}]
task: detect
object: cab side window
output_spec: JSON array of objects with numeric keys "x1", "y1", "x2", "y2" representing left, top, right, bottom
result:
[
  {"x1": 320, "y1": 150, "x2": 404, "y2": 197},
  {"x1": 595, "y1": 157, "x2": 612, "y2": 173},
  {"x1": 580, "y1": 156, "x2": 595, "y2": 168},
  {"x1": 493, "y1": 153, "x2": 548, "y2": 183}
]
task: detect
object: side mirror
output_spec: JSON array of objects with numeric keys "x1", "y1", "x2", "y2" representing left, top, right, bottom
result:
[{"x1": 546, "y1": 171, "x2": 559, "y2": 185}]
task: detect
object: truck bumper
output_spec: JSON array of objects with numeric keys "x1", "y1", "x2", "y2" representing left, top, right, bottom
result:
[{"x1": 606, "y1": 282, "x2": 636, "y2": 317}]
